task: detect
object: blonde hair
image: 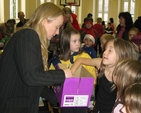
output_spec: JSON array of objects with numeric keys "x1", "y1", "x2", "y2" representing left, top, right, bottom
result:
[
  {"x1": 113, "y1": 59, "x2": 141, "y2": 101},
  {"x1": 100, "y1": 34, "x2": 115, "y2": 51},
  {"x1": 128, "y1": 27, "x2": 139, "y2": 35},
  {"x1": 62, "y1": 7, "x2": 73, "y2": 28},
  {"x1": 97, "y1": 17, "x2": 102, "y2": 23},
  {"x1": 100, "y1": 34, "x2": 114, "y2": 42},
  {"x1": 24, "y1": 2, "x2": 63, "y2": 70},
  {"x1": 62, "y1": 7, "x2": 72, "y2": 14},
  {"x1": 123, "y1": 83, "x2": 141, "y2": 113}
]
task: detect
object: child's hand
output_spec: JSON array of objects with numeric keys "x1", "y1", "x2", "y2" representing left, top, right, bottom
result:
[
  {"x1": 63, "y1": 69, "x2": 73, "y2": 78},
  {"x1": 133, "y1": 43, "x2": 140, "y2": 53}
]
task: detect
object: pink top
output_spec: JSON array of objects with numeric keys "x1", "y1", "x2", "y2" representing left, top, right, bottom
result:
[
  {"x1": 112, "y1": 98, "x2": 123, "y2": 113},
  {"x1": 117, "y1": 27, "x2": 125, "y2": 38}
]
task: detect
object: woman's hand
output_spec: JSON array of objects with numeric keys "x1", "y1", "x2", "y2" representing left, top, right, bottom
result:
[{"x1": 63, "y1": 69, "x2": 73, "y2": 78}]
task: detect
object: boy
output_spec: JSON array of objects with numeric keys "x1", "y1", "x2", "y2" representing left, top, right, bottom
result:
[{"x1": 82, "y1": 34, "x2": 97, "y2": 58}]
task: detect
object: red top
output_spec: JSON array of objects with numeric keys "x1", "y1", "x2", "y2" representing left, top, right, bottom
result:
[
  {"x1": 93, "y1": 23, "x2": 104, "y2": 38},
  {"x1": 71, "y1": 13, "x2": 80, "y2": 30}
]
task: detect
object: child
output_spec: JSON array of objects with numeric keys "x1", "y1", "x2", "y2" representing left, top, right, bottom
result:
[
  {"x1": 112, "y1": 59, "x2": 141, "y2": 113},
  {"x1": 105, "y1": 22, "x2": 113, "y2": 34},
  {"x1": 79, "y1": 17, "x2": 98, "y2": 51},
  {"x1": 49, "y1": 27, "x2": 97, "y2": 113},
  {"x1": 71, "y1": 38, "x2": 133, "y2": 113},
  {"x1": 99, "y1": 34, "x2": 115, "y2": 57},
  {"x1": 128, "y1": 27, "x2": 140, "y2": 60},
  {"x1": 121, "y1": 83, "x2": 141, "y2": 113},
  {"x1": 82, "y1": 34, "x2": 97, "y2": 58}
]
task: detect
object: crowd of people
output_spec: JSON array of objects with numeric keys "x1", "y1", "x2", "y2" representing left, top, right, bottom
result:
[
  {"x1": 0, "y1": 11, "x2": 28, "y2": 50},
  {"x1": 0, "y1": 2, "x2": 141, "y2": 113}
]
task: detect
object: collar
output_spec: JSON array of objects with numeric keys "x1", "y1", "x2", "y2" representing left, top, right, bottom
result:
[{"x1": 70, "y1": 52, "x2": 79, "y2": 63}]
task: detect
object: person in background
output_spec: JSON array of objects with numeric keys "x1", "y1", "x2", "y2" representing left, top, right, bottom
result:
[
  {"x1": 81, "y1": 13, "x2": 93, "y2": 28},
  {"x1": 93, "y1": 17, "x2": 104, "y2": 38},
  {"x1": 128, "y1": 27, "x2": 140, "y2": 41},
  {"x1": 82, "y1": 34, "x2": 97, "y2": 58},
  {"x1": 116, "y1": 12, "x2": 133, "y2": 40},
  {"x1": 109, "y1": 17, "x2": 116, "y2": 35},
  {"x1": 0, "y1": 19, "x2": 13, "y2": 38},
  {"x1": 105, "y1": 22, "x2": 113, "y2": 35},
  {"x1": 93, "y1": 17, "x2": 104, "y2": 55},
  {"x1": 101, "y1": 20, "x2": 106, "y2": 30},
  {"x1": 98, "y1": 34, "x2": 115, "y2": 57},
  {"x1": 112, "y1": 59, "x2": 141, "y2": 113},
  {"x1": 121, "y1": 83, "x2": 141, "y2": 113},
  {"x1": 87, "y1": 13, "x2": 93, "y2": 18},
  {"x1": 134, "y1": 15, "x2": 141, "y2": 32},
  {"x1": 62, "y1": 7, "x2": 80, "y2": 31},
  {"x1": 49, "y1": 27, "x2": 97, "y2": 113},
  {"x1": 61, "y1": 7, "x2": 72, "y2": 30},
  {"x1": 71, "y1": 13, "x2": 80, "y2": 30},
  {"x1": 79, "y1": 17, "x2": 98, "y2": 51},
  {"x1": 71, "y1": 38, "x2": 133, "y2": 113},
  {"x1": 0, "y1": 3, "x2": 73, "y2": 113},
  {"x1": 128, "y1": 27, "x2": 140, "y2": 60},
  {"x1": 16, "y1": 11, "x2": 28, "y2": 28}
]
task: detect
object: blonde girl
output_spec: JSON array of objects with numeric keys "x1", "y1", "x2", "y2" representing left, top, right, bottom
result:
[
  {"x1": 112, "y1": 59, "x2": 141, "y2": 113},
  {"x1": 128, "y1": 27, "x2": 140, "y2": 60},
  {"x1": 121, "y1": 83, "x2": 141, "y2": 113},
  {"x1": 99, "y1": 34, "x2": 115, "y2": 57}
]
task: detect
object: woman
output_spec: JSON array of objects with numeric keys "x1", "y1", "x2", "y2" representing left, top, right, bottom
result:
[
  {"x1": 0, "y1": 2, "x2": 73, "y2": 113},
  {"x1": 116, "y1": 12, "x2": 133, "y2": 40},
  {"x1": 62, "y1": 7, "x2": 80, "y2": 30}
]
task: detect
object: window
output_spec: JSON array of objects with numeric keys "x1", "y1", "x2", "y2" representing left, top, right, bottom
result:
[
  {"x1": 130, "y1": 0, "x2": 135, "y2": 20},
  {"x1": 64, "y1": 6, "x2": 76, "y2": 14},
  {"x1": 124, "y1": 0, "x2": 135, "y2": 21},
  {"x1": 98, "y1": 0, "x2": 109, "y2": 22},
  {"x1": 40, "y1": 0, "x2": 51, "y2": 4},
  {"x1": 98, "y1": 0, "x2": 103, "y2": 18},
  {"x1": 71, "y1": 6, "x2": 76, "y2": 13},
  {"x1": 10, "y1": 0, "x2": 18, "y2": 19},
  {"x1": 124, "y1": 0, "x2": 129, "y2": 11}
]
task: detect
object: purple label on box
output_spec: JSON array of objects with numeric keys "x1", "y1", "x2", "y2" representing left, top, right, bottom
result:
[{"x1": 65, "y1": 96, "x2": 74, "y2": 102}]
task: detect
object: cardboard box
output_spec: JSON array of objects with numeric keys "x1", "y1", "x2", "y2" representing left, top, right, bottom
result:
[{"x1": 54, "y1": 64, "x2": 94, "y2": 107}]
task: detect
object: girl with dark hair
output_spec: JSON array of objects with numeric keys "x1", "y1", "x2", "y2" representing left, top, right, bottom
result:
[{"x1": 49, "y1": 27, "x2": 96, "y2": 113}]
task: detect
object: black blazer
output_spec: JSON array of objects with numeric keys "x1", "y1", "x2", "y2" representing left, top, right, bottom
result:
[{"x1": 0, "y1": 29, "x2": 65, "y2": 113}]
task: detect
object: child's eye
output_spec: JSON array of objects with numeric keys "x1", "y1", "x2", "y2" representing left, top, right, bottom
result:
[{"x1": 109, "y1": 49, "x2": 112, "y2": 52}]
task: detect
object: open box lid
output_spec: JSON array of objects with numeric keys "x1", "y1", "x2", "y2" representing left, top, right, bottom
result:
[{"x1": 59, "y1": 64, "x2": 93, "y2": 78}]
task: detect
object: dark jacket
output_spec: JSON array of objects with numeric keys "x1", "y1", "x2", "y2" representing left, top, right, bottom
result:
[
  {"x1": 16, "y1": 19, "x2": 28, "y2": 28},
  {"x1": 134, "y1": 16, "x2": 141, "y2": 32},
  {"x1": 0, "y1": 29, "x2": 65, "y2": 113},
  {"x1": 82, "y1": 45, "x2": 97, "y2": 58}
]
